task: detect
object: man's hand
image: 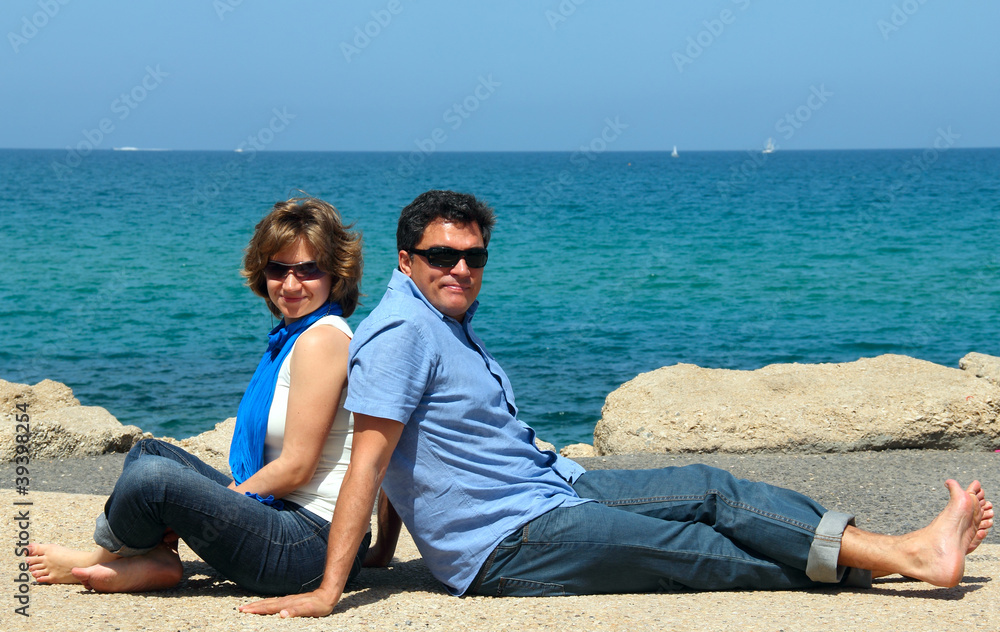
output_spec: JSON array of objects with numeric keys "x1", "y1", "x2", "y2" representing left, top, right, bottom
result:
[
  {"x1": 364, "y1": 487, "x2": 401, "y2": 568},
  {"x1": 363, "y1": 538, "x2": 393, "y2": 568},
  {"x1": 238, "y1": 589, "x2": 337, "y2": 618}
]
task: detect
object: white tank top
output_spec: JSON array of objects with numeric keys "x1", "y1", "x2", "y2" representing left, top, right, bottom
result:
[{"x1": 263, "y1": 314, "x2": 354, "y2": 522}]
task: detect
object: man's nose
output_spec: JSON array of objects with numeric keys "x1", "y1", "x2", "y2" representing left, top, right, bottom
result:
[{"x1": 451, "y1": 257, "x2": 471, "y2": 276}]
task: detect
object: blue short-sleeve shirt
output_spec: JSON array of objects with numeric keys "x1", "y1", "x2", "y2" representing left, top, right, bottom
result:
[{"x1": 345, "y1": 269, "x2": 589, "y2": 595}]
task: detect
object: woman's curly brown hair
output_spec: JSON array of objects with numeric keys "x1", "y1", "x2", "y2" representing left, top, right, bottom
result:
[{"x1": 242, "y1": 197, "x2": 363, "y2": 318}]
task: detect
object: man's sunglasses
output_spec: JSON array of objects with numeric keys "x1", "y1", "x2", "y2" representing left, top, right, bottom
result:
[
  {"x1": 263, "y1": 260, "x2": 327, "y2": 281},
  {"x1": 409, "y1": 247, "x2": 489, "y2": 269}
]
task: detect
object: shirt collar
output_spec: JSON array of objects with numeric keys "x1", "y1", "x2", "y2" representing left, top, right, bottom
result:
[{"x1": 387, "y1": 268, "x2": 480, "y2": 325}]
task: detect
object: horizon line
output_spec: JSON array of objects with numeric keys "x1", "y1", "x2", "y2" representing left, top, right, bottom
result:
[{"x1": 2, "y1": 146, "x2": 999, "y2": 154}]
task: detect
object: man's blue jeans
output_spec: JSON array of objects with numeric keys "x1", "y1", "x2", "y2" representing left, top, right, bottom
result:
[
  {"x1": 93, "y1": 439, "x2": 369, "y2": 595},
  {"x1": 471, "y1": 465, "x2": 870, "y2": 596}
]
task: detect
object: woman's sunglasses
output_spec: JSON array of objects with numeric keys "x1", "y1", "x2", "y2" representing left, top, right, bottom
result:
[
  {"x1": 263, "y1": 260, "x2": 327, "y2": 281},
  {"x1": 409, "y1": 247, "x2": 489, "y2": 269}
]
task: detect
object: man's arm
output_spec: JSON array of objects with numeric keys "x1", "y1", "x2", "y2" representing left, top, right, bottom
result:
[{"x1": 239, "y1": 413, "x2": 403, "y2": 618}]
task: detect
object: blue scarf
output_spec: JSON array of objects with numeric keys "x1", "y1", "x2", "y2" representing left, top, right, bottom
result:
[{"x1": 229, "y1": 301, "x2": 343, "y2": 486}]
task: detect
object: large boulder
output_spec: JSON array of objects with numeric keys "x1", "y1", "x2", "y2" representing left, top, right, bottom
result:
[
  {"x1": 0, "y1": 378, "x2": 79, "y2": 416},
  {"x1": 594, "y1": 354, "x2": 1000, "y2": 455},
  {"x1": 0, "y1": 378, "x2": 238, "y2": 465},
  {"x1": 0, "y1": 377, "x2": 144, "y2": 461},
  {"x1": 30, "y1": 406, "x2": 143, "y2": 459},
  {"x1": 961, "y1": 352, "x2": 1000, "y2": 388}
]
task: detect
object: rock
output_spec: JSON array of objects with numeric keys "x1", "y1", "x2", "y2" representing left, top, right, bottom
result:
[
  {"x1": 594, "y1": 354, "x2": 1000, "y2": 455},
  {"x1": 1, "y1": 378, "x2": 144, "y2": 461},
  {"x1": 961, "y1": 352, "x2": 1000, "y2": 387},
  {"x1": 2, "y1": 406, "x2": 143, "y2": 461},
  {"x1": 162, "y1": 417, "x2": 235, "y2": 474},
  {"x1": 560, "y1": 443, "x2": 596, "y2": 458},
  {"x1": 534, "y1": 437, "x2": 557, "y2": 453},
  {"x1": 0, "y1": 378, "x2": 238, "y2": 466},
  {"x1": 0, "y1": 378, "x2": 78, "y2": 417}
]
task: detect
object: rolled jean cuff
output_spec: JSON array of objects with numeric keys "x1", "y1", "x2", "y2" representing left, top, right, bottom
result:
[
  {"x1": 93, "y1": 512, "x2": 156, "y2": 557},
  {"x1": 805, "y1": 510, "x2": 872, "y2": 588}
]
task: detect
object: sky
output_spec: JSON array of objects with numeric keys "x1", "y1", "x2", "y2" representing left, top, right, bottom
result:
[{"x1": 2, "y1": 1, "x2": 998, "y2": 152}]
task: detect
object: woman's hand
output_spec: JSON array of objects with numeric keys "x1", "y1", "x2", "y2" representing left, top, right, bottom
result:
[{"x1": 161, "y1": 528, "x2": 179, "y2": 551}]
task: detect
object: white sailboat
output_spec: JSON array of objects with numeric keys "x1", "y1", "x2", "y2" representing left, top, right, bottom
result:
[
  {"x1": 671, "y1": 145, "x2": 679, "y2": 158},
  {"x1": 762, "y1": 138, "x2": 775, "y2": 154}
]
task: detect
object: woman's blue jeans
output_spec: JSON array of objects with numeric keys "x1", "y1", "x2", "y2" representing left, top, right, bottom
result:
[
  {"x1": 92, "y1": 439, "x2": 369, "y2": 595},
  {"x1": 471, "y1": 465, "x2": 870, "y2": 596}
]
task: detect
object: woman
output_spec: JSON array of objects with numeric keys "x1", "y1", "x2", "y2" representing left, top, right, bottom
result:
[{"x1": 28, "y1": 197, "x2": 390, "y2": 594}]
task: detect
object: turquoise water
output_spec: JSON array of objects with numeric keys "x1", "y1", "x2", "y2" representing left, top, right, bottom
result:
[{"x1": 1, "y1": 148, "x2": 998, "y2": 446}]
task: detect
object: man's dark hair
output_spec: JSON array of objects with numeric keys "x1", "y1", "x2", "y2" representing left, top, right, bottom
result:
[{"x1": 396, "y1": 190, "x2": 496, "y2": 252}]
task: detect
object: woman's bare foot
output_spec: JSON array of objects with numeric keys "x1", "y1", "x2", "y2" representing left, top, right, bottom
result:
[
  {"x1": 26, "y1": 544, "x2": 119, "y2": 584},
  {"x1": 71, "y1": 544, "x2": 183, "y2": 592},
  {"x1": 965, "y1": 480, "x2": 994, "y2": 554}
]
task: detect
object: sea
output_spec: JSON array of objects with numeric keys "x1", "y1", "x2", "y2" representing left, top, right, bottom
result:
[{"x1": 2, "y1": 148, "x2": 998, "y2": 447}]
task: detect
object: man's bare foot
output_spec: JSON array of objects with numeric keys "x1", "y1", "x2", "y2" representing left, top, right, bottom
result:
[
  {"x1": 965, "y1": 480, "x2": 994, "y2": 554},
  {"x1": 71, "y1": 544, "x2": 183, "y2": 592},
  {"x1": 26, "y1": 544, "x2": 118, "y2": 584},
  {"x1": 896, "y1": 479, "x2": 982, "y2": 587}
]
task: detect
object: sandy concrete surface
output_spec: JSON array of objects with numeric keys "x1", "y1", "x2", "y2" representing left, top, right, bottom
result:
[
  {"x1": 3, "y1": 451, "x2": 997, "y2": 630},
  {"x1": 2, "y1": 486, "x2": 996, "y2": 632}
]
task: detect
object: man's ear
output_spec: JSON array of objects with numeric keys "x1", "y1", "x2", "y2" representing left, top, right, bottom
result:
[{"x1": 398, "y1": 250, "x2": 413, "y2": 277}]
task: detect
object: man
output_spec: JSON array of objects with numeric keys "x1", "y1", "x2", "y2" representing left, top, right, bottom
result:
[{"x1": 242, "y1": 190, "x2": 993, "y2": 617}]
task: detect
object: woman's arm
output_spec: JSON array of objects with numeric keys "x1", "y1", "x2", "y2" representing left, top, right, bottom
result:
[
  {"x1": 232, "y1": 325, "x2": 349, "y2": 499},
  {"x1": 240, "y1": 414, "x2": 403, "y2": 618},
  {"x1": 363, "y1": 487, "x2": 402, "y2": 567}
]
